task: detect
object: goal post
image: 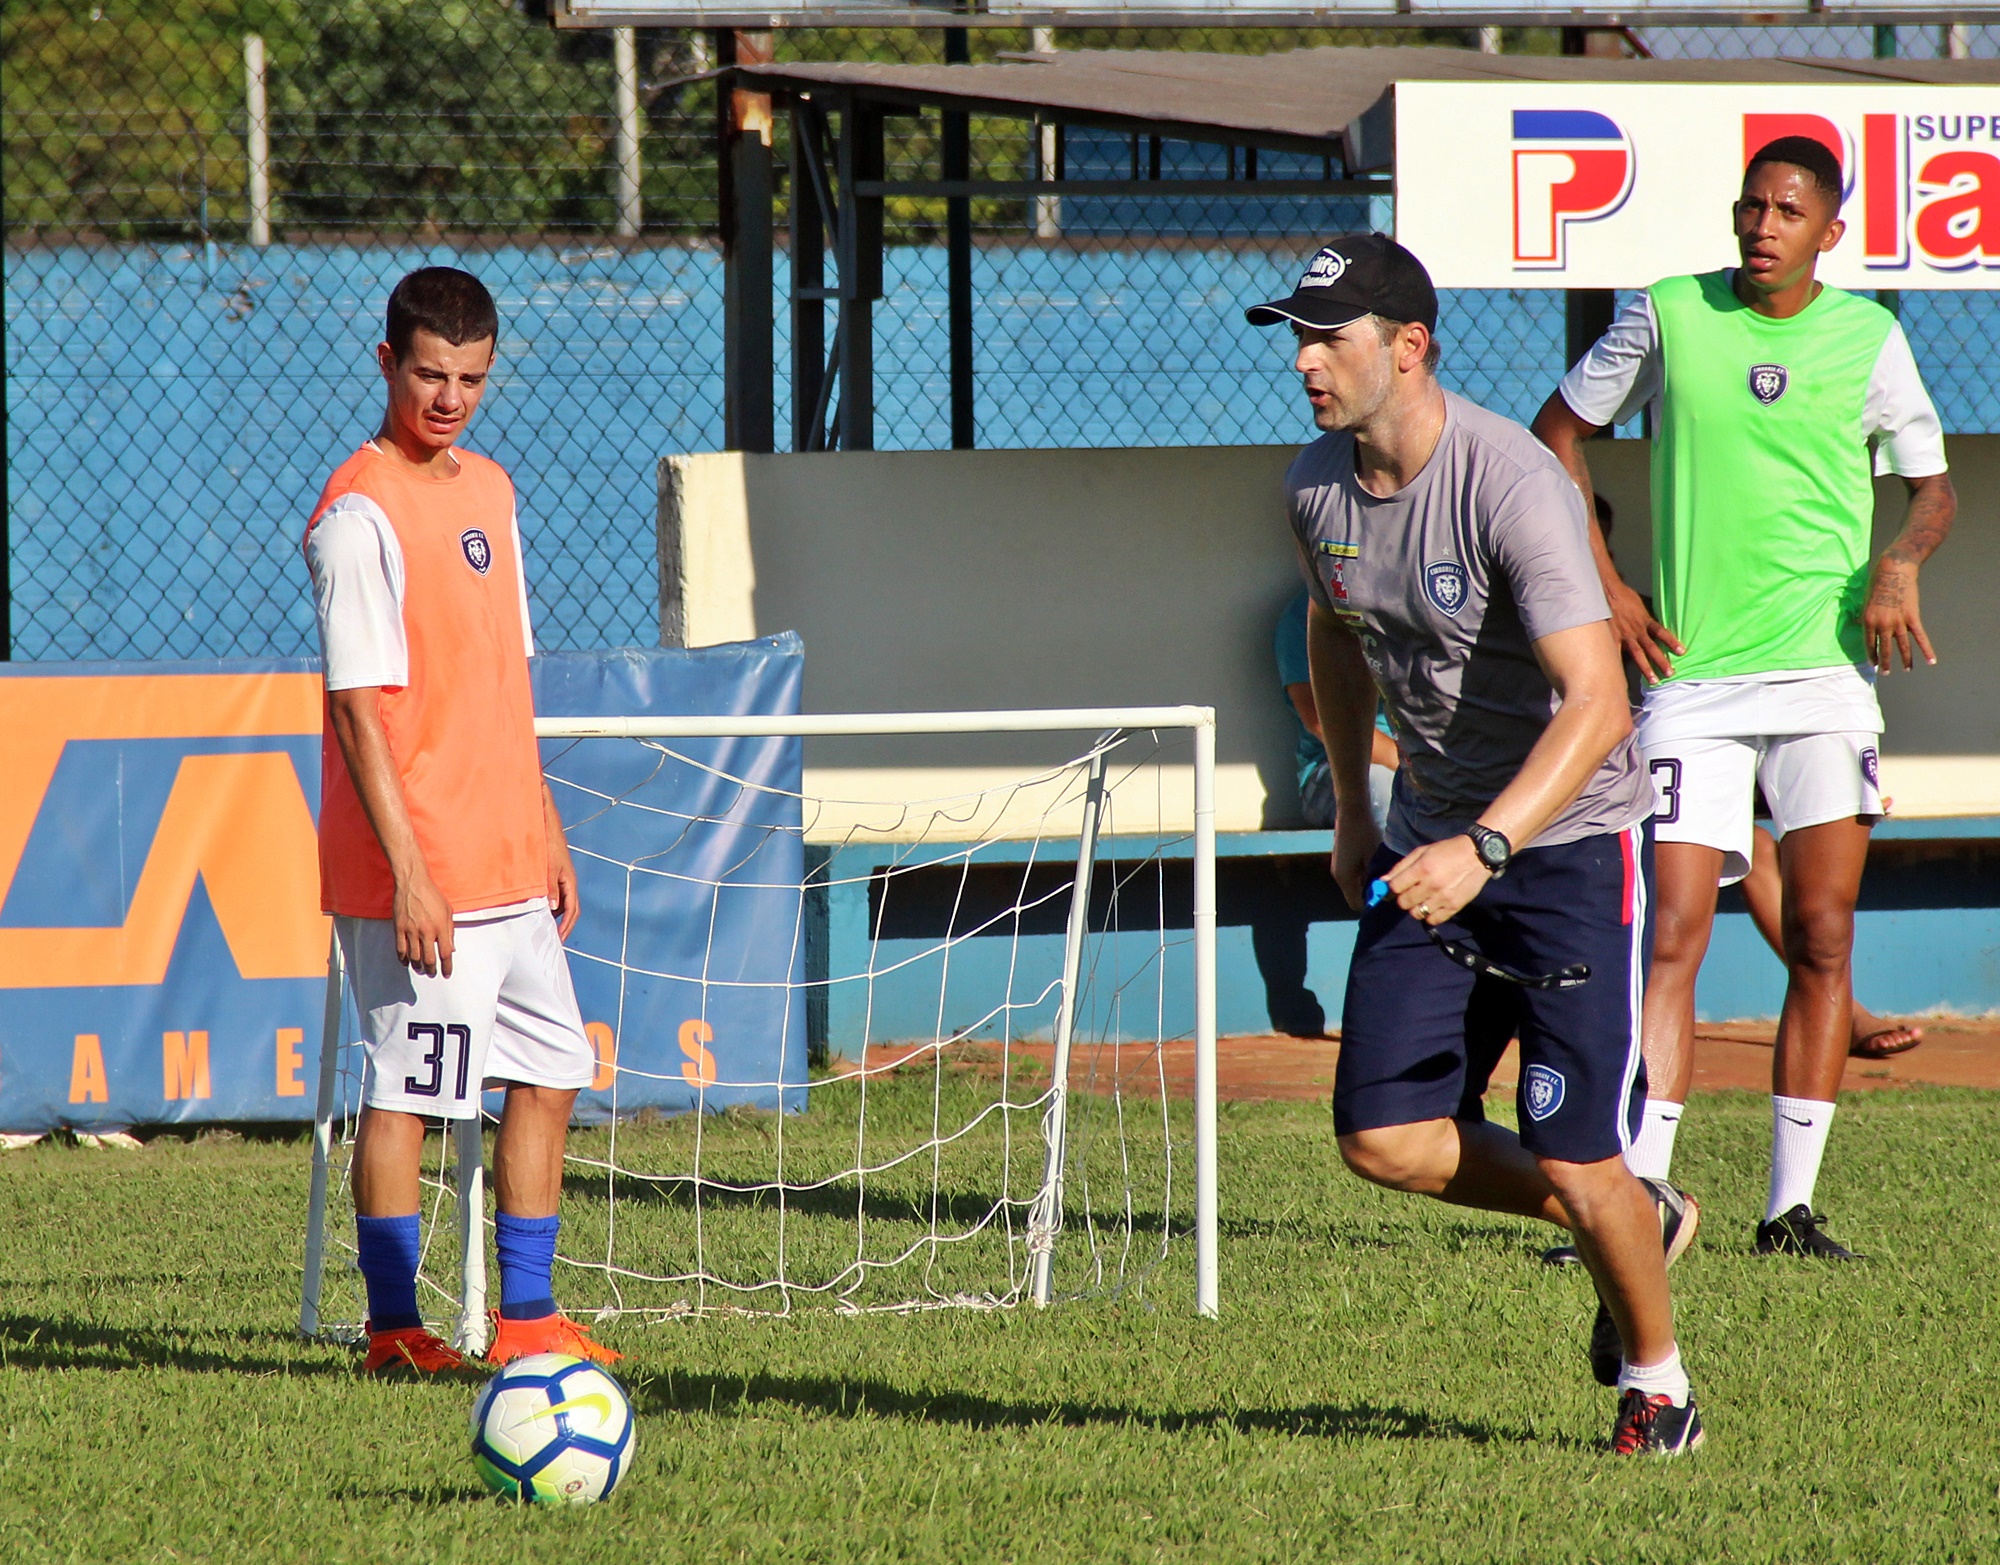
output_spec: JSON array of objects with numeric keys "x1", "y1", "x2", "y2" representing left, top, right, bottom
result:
[{"x1": 298, "y1": 705, "x2": 1219, "y2": 1335}]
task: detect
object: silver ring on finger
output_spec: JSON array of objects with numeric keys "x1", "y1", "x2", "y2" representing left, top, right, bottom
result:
[{"x1": 1416, "y1": 903, "x2": 1431, "y2": 921}]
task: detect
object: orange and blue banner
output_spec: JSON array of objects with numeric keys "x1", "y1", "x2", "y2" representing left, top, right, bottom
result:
[{"x1": 0, "y1": 640, "x2": 805, "y2": 1132}]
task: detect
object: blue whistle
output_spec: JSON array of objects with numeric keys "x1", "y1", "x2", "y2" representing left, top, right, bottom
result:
[{"x1": 1367, "y1": 879, "x2": 1390, "y2": 907}]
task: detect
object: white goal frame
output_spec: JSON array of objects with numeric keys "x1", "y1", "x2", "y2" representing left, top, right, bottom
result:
[{"x1": 298, "y1": 705, "x2": 1219, "y2": 1344}]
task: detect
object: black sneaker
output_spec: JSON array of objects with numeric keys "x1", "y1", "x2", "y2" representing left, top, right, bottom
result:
[
  {"x1": 1612, "y1": 1389, "x2": 1705, "y2": 1456},
  {"x1": 1541, "y1": 1244, "x2": 1582, "y2": 1267},
  {"x1": 1588, "y1": 1179, "x2": 1702, "y2": 1387},
  {"x1": 1755, "y1": 1204, "x2": 1861, "y2": 1259}
]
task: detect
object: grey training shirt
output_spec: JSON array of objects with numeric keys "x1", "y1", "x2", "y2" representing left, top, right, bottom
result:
[{"x1": 1288, "y1": 390, "x2": 1653, "y2": 854}]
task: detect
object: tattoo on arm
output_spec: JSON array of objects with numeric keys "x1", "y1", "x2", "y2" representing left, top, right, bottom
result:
[{"x1": 1881, "y1": 475, "x2": 1956, "y2": 571}]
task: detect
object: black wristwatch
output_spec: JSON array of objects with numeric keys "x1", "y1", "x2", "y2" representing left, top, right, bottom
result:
[{"x1": 1466, "y1": 823, "x2": 1513, "y2": 878}]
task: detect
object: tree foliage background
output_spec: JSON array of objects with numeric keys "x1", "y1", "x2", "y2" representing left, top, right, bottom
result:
[{"x1": 2, "y1": 1, "x2": 1493, "y2": 243}]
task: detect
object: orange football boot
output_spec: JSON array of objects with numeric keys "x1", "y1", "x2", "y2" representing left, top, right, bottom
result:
[
  {"x1": 361, "y1": 1324, "x2": 484, "y2": 1380},
  {"x1": 485, "y1": 1310, "x2": 624, "y2": 1367}
]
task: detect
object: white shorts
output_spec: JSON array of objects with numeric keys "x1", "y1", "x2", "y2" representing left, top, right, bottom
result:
[
  {"x1": 1641, "y1": 733, "x2": 1883, "y2": 886},
  {"x1": 1636, "y1": 666, "x2": 1885, "y2": 886},
  {"x1": 337, "y1": 907, "x2": 594, "y2": 1120}
]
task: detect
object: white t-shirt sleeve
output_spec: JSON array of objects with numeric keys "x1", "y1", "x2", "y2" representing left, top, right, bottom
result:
[
  {"x1": 1557, "y1": 293, "x2": 1660, "y2": 430},
  {"x1": 1865, "y1": 323, "x2": 1948, "y2": 478},
  {"x1": 306, "y1": 494, "x2": 408, "y2": 691},
  {"x1": 509, "y1": 503, "x2": 536, "y2": 655}
]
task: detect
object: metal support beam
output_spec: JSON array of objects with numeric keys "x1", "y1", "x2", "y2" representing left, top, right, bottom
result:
[
  {"x1": 943, "y1": 27, "x2": 974, "y2": 450},
  {"x1": 836, "y1": 100, "x2": 885, "y2": 452},
  {"x1": 720, "y1": 30, "x2": 775, "y2": 453},
  {"x1": 244, "y1": 34, "x2": 271, "y2": 246},
  {"x1": 856, "y1": 177, "x2": 1383, "y2": 198},
  {"x1": 1877, "y1": 23, "x2": 1900, "y2": 319},
  {"x1": 1565, "y1": 289, "x2": 1616, "y2": 375},
  {"x1": 613, "y1": 26, "x2": 643, "y2": 238},
  {"x1": 790, "y1": 102, "x2": 829, "y2": 452}
]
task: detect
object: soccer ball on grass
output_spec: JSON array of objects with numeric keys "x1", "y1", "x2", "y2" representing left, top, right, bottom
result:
[{"x1": 470, "y1": 1352, "x2": 635, "y2": 1503}]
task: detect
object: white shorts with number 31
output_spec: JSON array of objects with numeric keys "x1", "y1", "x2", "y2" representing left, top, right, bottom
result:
[
  {"x1": 336, "y1": 905, "x2": 594, "y2": 1121},
  {"x1": 1636, "y1": 666, "x2": 1885, "y2": 887}
]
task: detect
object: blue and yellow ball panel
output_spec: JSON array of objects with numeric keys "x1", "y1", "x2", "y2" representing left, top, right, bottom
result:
[{"x1": 469, "y1": 1351, "x2": 635, "y2": 1505}]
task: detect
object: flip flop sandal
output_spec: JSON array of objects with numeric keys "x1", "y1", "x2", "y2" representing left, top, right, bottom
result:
[{"x1": 1850, "y1": 1024, "x2": 1923, "y2": 1060}]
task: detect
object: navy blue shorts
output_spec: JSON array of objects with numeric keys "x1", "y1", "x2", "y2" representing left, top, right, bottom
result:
[{"x1": 1335, "y1": 822, "x2": 1653, "y2": 1164}]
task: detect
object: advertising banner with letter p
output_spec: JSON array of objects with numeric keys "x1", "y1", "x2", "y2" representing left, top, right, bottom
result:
[{"x1": 1395, "y1": 82, "x2": 2000, "y2": 291}]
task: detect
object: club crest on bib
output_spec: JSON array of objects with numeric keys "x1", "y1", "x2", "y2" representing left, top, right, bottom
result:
[
  {"x1": 1523, "y1": 1064, "x2": 1566, "y2": 1122},
  {"x1": 1424, "y1": 560, "x2": 1470, "y2": 617},
  {"x1": 1748, "y1": 364, "x2": 1789, "y2": 406},
  {"x1": 460, "y1": 528, "x2": 493, "y2": 575},
  {"x1": 1861, "y1": 746, "x2": 1880, "y2": 790}
]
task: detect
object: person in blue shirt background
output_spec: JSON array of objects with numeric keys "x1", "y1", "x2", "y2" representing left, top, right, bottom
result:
[{"x1": 1276, "y1": 586, "x2": 1397, "y2": 829}]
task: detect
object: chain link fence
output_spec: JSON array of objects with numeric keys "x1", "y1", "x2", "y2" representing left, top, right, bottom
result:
[{"x1": 6, "y1": 7, "x2": 1997, "y2": 660}]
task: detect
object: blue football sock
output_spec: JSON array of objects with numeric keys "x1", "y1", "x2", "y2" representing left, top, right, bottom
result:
[
  {"x1": 494, "y1": 1212, "x2": 561, "y2": 1321},
  {"x1": 355, "y1": 1213, "x2": 423, "y2": 1333}
]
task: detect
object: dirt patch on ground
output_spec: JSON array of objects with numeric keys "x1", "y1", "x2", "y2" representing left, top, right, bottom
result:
[{"x1": 849, "y1": 1016, "x2": 2000, "y2": 1104}]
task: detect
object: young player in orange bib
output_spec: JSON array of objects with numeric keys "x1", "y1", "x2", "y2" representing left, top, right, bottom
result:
[{"x1": 304, "y1": 267, "x2": 619, "y2": 1378}]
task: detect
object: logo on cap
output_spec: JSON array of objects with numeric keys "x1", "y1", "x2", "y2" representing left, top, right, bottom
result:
[
  {"x1": 1300, "y1": 248, "x2": 1349, "y2": 288},
  {"x1": 1748, "y1": 364, "x2": 1789, "y2": 406}
]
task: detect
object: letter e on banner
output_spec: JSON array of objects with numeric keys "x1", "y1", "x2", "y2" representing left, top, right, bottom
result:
[
  {"x1": 585, "y1": 1021, "x2": 618, "y2": 1091},
  {"x1": 276, "y1": 1027, "x2": 306, "y2": 1097},
  {"x1": 69, "y1": 1034, "x2": 109, "y2": 1105},
  {"x1": 163, "y1": 1030, "x2": 211, "y2": 1101},
  {"x1": 678, "y1": 1018, "x2": 718, "y2": 1088}
]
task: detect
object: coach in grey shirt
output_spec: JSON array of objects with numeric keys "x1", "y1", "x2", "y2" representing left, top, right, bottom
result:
[{"x1": 1248, "y1": 234, "x2": 1702, "y2": 1457}]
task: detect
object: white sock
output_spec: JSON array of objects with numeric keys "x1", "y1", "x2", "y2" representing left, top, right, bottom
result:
[
  {"x1": 1624, "y1": 1099, "x2": 1683, "y2": 1182},
  {"x1": 1767, "y1": 1095, "x2": 1837, "y2": 1222},
  {"x1": 1618, "y1": 1346, "x2": 1690, "y2": 1407}
]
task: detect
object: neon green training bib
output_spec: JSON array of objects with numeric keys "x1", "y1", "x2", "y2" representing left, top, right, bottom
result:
[{"x1": 1649, "y1": 270, "x2": 1893, "y2": 683}]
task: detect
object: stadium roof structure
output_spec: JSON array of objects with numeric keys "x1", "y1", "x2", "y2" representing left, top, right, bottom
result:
[
  {"x1": 736, "y1": 44, "x2": 1998, "y2": 168},
  {"x1": 711, "y1": 44, "x2": 2000, "y2": 452}
]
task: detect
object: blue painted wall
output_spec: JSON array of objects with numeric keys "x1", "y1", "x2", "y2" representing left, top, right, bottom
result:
[{"x1": 817, "y1": 824, "x2": 2000, "y2": 1052}]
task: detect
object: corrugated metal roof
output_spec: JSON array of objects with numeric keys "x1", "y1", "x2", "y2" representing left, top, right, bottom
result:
[{"x1": 736, "y1": 45, "x2": 2000, "y2": 167}]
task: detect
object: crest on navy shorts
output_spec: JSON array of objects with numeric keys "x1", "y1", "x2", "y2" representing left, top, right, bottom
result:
[
  {"x1": 1748, "y1": 364, "x2": 1789, "y2": 406},
  {"x1": 1424, "y1": 560, "x2": 1470, "y2": 618},
  {"x1": 460, "y1": 528, "x2": 493, "y2": 575},
  {"x1": 1523, "y1": 1064, "x2": 1566, "y2": 1122},
  {"x1": 1861, "y1": 746, "x2": 1880, "y2": 789}
]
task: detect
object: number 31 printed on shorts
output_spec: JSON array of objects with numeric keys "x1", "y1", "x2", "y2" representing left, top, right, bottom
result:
[{"x1": 405, "y1": 1022, "x2": 473, "y2": 1101}]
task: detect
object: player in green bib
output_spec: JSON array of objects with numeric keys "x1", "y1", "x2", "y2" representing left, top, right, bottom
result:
[{"x1": 1534, "y1": 137, "x2": 1956, "y2": 1260}]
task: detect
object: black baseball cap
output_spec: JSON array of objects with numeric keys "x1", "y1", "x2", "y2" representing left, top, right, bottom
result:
[{"x1": 1245, "y1": 233, "x2": 1438, "y2": 334}]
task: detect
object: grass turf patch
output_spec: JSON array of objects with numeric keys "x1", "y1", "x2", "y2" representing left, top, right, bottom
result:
[{"x1": 1, "y1": 1084, "x2": 1997, "y2": 1563}]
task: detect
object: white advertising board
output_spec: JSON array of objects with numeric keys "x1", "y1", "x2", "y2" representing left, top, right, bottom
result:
[{"x1": 1395, "y1": 82, "x2": 2000, "y2": 290}]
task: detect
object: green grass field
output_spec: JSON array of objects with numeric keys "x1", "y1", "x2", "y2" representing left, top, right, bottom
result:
[{"x1": 3, "y1": 1082, "x2": 1998, "y2": 1564}]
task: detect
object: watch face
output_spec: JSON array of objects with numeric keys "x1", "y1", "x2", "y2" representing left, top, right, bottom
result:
[{"x1": 1477, "y1": 834, "x2": 1508, "y2": 869}]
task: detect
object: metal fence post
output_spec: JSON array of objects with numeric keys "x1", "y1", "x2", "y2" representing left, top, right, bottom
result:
[
  {"x1": 244, "y1": 34, "x2": 271, "y2": 247},
  {"x1": 720, "y1": 30, "x2": 775, "y2": 454},
  {"x1": 613, "y1": 27, "x2": 642, "y2": 239},
  {"x1": 944, "y1": 26, "x2": 974, "y2": 450}
]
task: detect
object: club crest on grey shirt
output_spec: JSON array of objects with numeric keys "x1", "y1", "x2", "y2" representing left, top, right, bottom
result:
[{"x1": 1287, "y1": 391, "x2": 1653, "y2": 854}]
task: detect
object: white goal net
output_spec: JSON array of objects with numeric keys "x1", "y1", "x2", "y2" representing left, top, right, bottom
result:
[{"x1": 298, "y1": 707, "x2": 1217, "y2": 1347}]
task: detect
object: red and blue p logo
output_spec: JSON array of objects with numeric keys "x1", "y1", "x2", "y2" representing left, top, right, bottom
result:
[{"x1": 1512, "y1": 110, "x2": 1634, "y2": 269}]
